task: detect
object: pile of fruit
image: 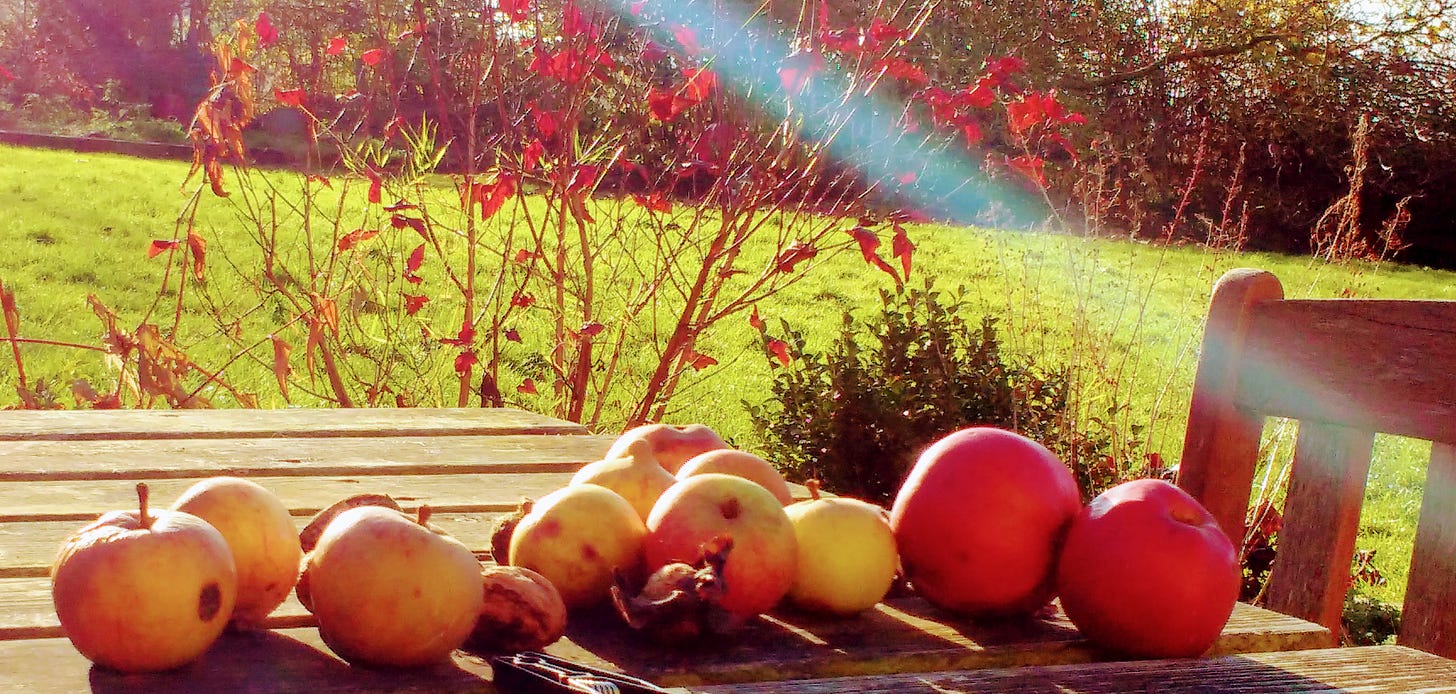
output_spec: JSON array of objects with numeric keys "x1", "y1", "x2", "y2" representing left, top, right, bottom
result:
[{"x1": 49, "y1": 424, "x2": 1239, "y2": 675}]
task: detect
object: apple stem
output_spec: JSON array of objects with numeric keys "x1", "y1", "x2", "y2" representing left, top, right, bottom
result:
[
  {"x1": 136, "y1": 482, "x2": 152, "y2": 531},
  {"x1": 417, "y1": 504, "x2": 433, "y2": 527},
  {"x1": 806, "y1": 479, "x2": 821, "y2": 501}
]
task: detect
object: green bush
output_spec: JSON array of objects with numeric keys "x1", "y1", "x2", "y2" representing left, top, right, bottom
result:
[{"x1": 747, "y1": 280, "x2": 1135, "y2": 506}]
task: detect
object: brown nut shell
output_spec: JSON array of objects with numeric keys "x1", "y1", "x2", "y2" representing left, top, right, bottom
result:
[{"x1": 465, "y1": 565, "x2": 568, "y2": 654}]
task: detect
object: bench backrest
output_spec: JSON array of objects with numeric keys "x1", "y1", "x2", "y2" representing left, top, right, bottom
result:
[{"x1": 1176, "y1": 268, "x2": 1456, "y2": 655}]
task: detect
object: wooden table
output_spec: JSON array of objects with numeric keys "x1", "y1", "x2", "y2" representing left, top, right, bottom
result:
[{"x1": 0, "y1": 407, "x2": 1427, "y2": 693}]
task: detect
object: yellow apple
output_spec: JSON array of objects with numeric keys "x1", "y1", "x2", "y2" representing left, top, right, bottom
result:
[
  {"x1": 171, "y1": 476, "x2": 302, "y2": 628},
  {"x1": 508, "y1": 484, "x2": 647, "y2": 610},
  {"x1": 305, "y1": 505, "x2": 483, "y2": 667},
  {"x1": 784, "y1": 483, "x2": 898, "y2": 615},
  {"x1": 52, "y1": 483, "x2": 238, "y2": 673},
  {"x1": 570, "y1": 439, "x2": 678, "y2": 521}
]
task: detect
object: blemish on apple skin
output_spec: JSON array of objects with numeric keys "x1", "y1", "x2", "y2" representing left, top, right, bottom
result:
[
  {"x1": 198, "y1": 582, "x2": 222, "y2": 622},
  {"x1": 719, "y1": 498, "x2": 741, "y2": 520},
  {"x1": 581, "y1": 544, "x2": 599, "y2": 562}
]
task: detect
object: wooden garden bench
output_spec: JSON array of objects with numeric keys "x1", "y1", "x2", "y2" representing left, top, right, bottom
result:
[{"x1": 1177, "y1": 267, "x2": 1456, "y2": 655}]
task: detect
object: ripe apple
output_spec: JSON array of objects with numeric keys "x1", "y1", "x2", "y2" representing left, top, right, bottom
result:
[
  {"x1": 1055, "y1": 478, "x2": 1239, "y2": 658},
  {"x1": 605, "y1": 423, "x2": 729, "y2": 474},
  {"x1": 508, "y1": 483, "x2": 648, "y2": 610},
  {"x1": 304, "y1": 505, "x2": 483, "y2": 667},
  {"x1": 890, "y1": 427, "x2": 1081, "y2": 618},
  {"x1": 677, "y1": 449, "x2": 794, "y2": 506},
  {"x1": 171, "y1": 476, "x2": 303, "y2": 628},
  {"x1": 570, "y1": 439, "x2": 678, "y2": 521},
  {"x1": 784, "y1": 482, "x2": 898, "y2": 616},
  {"x1": 646, "y1": 473, "x2": 797, "y2": 619},
  {"x1": 52, "y1": 483, "x2": 238, "y2": 673}
]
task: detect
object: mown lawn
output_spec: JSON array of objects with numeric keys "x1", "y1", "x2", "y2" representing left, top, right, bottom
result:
[{"x1": 3, "y1": 143, "x2": 1454, "y2": 611}]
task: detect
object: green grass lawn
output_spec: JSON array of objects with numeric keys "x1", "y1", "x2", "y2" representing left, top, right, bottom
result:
[{"x1": 3, "y1": 143, "x2": 1454, "y2": 613}]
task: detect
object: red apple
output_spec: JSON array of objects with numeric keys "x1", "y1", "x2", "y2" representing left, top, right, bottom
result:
[
  {"x1": 890, "y1": 427, "x2": 1081, "y2": 618},
  {"x1": 677, "y1": 449, "x2": 794, "y2": 505},
  {"x1": 1055, "y1": 478, "x2": 1239, "y2": 658},
  {"x1": 605, "y1": 423, "x2": 729, "y2": 474},
  {"x1": 645, "y1": 473, "x2": 797, "y2": 619}
]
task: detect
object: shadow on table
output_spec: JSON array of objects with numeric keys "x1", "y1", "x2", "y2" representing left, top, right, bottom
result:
[
  {"x1": 87, "y1": 629, "x2": 489, "y2": 694},
  {"x1": 554, "y1": 597, "x2": 1084, "y2": 687}
]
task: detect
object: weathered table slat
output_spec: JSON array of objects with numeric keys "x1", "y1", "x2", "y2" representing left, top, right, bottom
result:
[
  {"x1": 690, "y1": 645, "x2": 1456, "y2": 693},
  {"x1": 0, "y1": 434, "x2": 616, "y2": 481},
  {"x1": 0, "y1": 472, "x2": 576, "y2": 522},
  {"x1": 0, "y1": 512, "x2": 508, "y2": 579},
  {"x1": 0, "y1": 408, "x2": 587, "y2": 441}
]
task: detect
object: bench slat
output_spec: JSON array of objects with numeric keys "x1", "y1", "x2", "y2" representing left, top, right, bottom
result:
[{"x1": 1401, "y1": 441, "x2": 1456, "y2": 655}]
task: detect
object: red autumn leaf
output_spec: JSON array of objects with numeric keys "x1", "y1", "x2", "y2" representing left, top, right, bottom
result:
[
  {"x1": 405, "y1": 243, "x2": 426, "y2": 284},
  {"x1": 187, "y1": 231, "x2": 207, "y2": 282},
  {"x1": 773, "y1": 240, "x2": 818, "y2": 273},
  {"x1": 959, "y1": 80, "x2": 997, "y2": 109},
  {"x1": 632, "y1": 194, "x2": 672, "y2": 213},
  {"x1": 685, "y1": 350, "x2": 718, "y2": 370},
  {"x1": 779, "y1": 50, "x2": 824, "y2": 93},
  {"x1": 670, "y1": 24, "x2": 702, "y2": 55},
  {"x1": 274, "y1": 88, "x2": 305, "y2": 107},
  {"x1": 1007, "y1": 94, "x2": 1047, "y2": 135},
  {"x1": 579, "y1": 321, "x2": 605, "y2": 338},
  {"x1": 480, "y1": 173, "x2": 517, "y2": 220},
  {"x1": 867, "y1": 18, "x2": 909, "y2": 44},
  {"x1": 454, "y1": 350, "x2": 479, "y2": 376},
  {"x1": 326, "y1": 36, "x2": 347, "y2": 56},
  {"x1": 383, "y1": 116, "x2": 406, "y2": 139},
  {"x1": 0, "y1": 65, "x2": 15, "y2": 81},
  {"x1": 511, "y1": 292, "x2": 536, "y2": 308},
  {"x1": 505, "y1": 328, "x2": 522, "y2": 342},
  {"x1": 402, "y1": 294, "x2": 429, "y2": 315},
  {"x1": 517, "y1": 378, "x2": 538, "y2": 395},
  {"x1": 681, "y1": 68, "x2": 717, "y2": 102},
  {"x1": 847, "y1": 226, "x2": 900, "y2": 282},
  {"x1": 147, "y1": 239, "x2": 181, "y2": 258},
  {"x1": 647, "y1": 89, "x2": 691, "y2": 122},
  {"x1": 365, "y1": 168, "x2": 382, "y2": 204},
  {"x1": 892, "y1": 223, "x2": 915, "y2": 279},
  {"x1": 229, "y1": 58, "x2": 257, "y2": 76},
  {"x1": 499, "y1": 0, "x2": 531, "y2": 21},
  {"x1": 985, "y1": 55, "x2": 1026, "y2": 80},
  {"x1": 337, "y1": 228, "x2": 379, "y2": 251},
  {"x1": 390, "y1": 214, "x2": 428, "y2": 238},
  {"x1": 307, "y1": 174, "x2": 332, "y2": 187},
  {"x1": 1008, "y1": 154, "x2": 1047, "y2": 186},
  {"x1": 767, "y1": 338, "x2": 792, "y2": 366},
  {"x1": 567, "y1": 165, "x2": 601, "y2": 194},
  {"x1": 269, "y1": 335, "x2": 292, "y2": 398},
  {"x1": 522, "y1": 139, "x2": 544, "y2": 171},
  {"x1": 255, "y1": 12, "x2": 278, "y2": 46},
  {"x1": 361, "y1": 48, "x2": 386, "y2": 66},
  {"x1": 440, "y1": 325, "x2": 475, "y2": 348},
  {"x1": 532, "y1": 105, "x2": 558, "y2": 139},
  {"x1": 749, "y1": 306, "x2": 766, "y2": 332},
  {"x1": 962, "y1": 121, "x2": 984, "y2": 147},
  {"x1": 876, "y1": 58, "x2": 928, "y2": 86},
  {"x1": 819, "y1": 28, "x2": 863, "y2": 53},
  {"x1": 384, "y1": 200, "x2": 417, "y2": 212}
]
